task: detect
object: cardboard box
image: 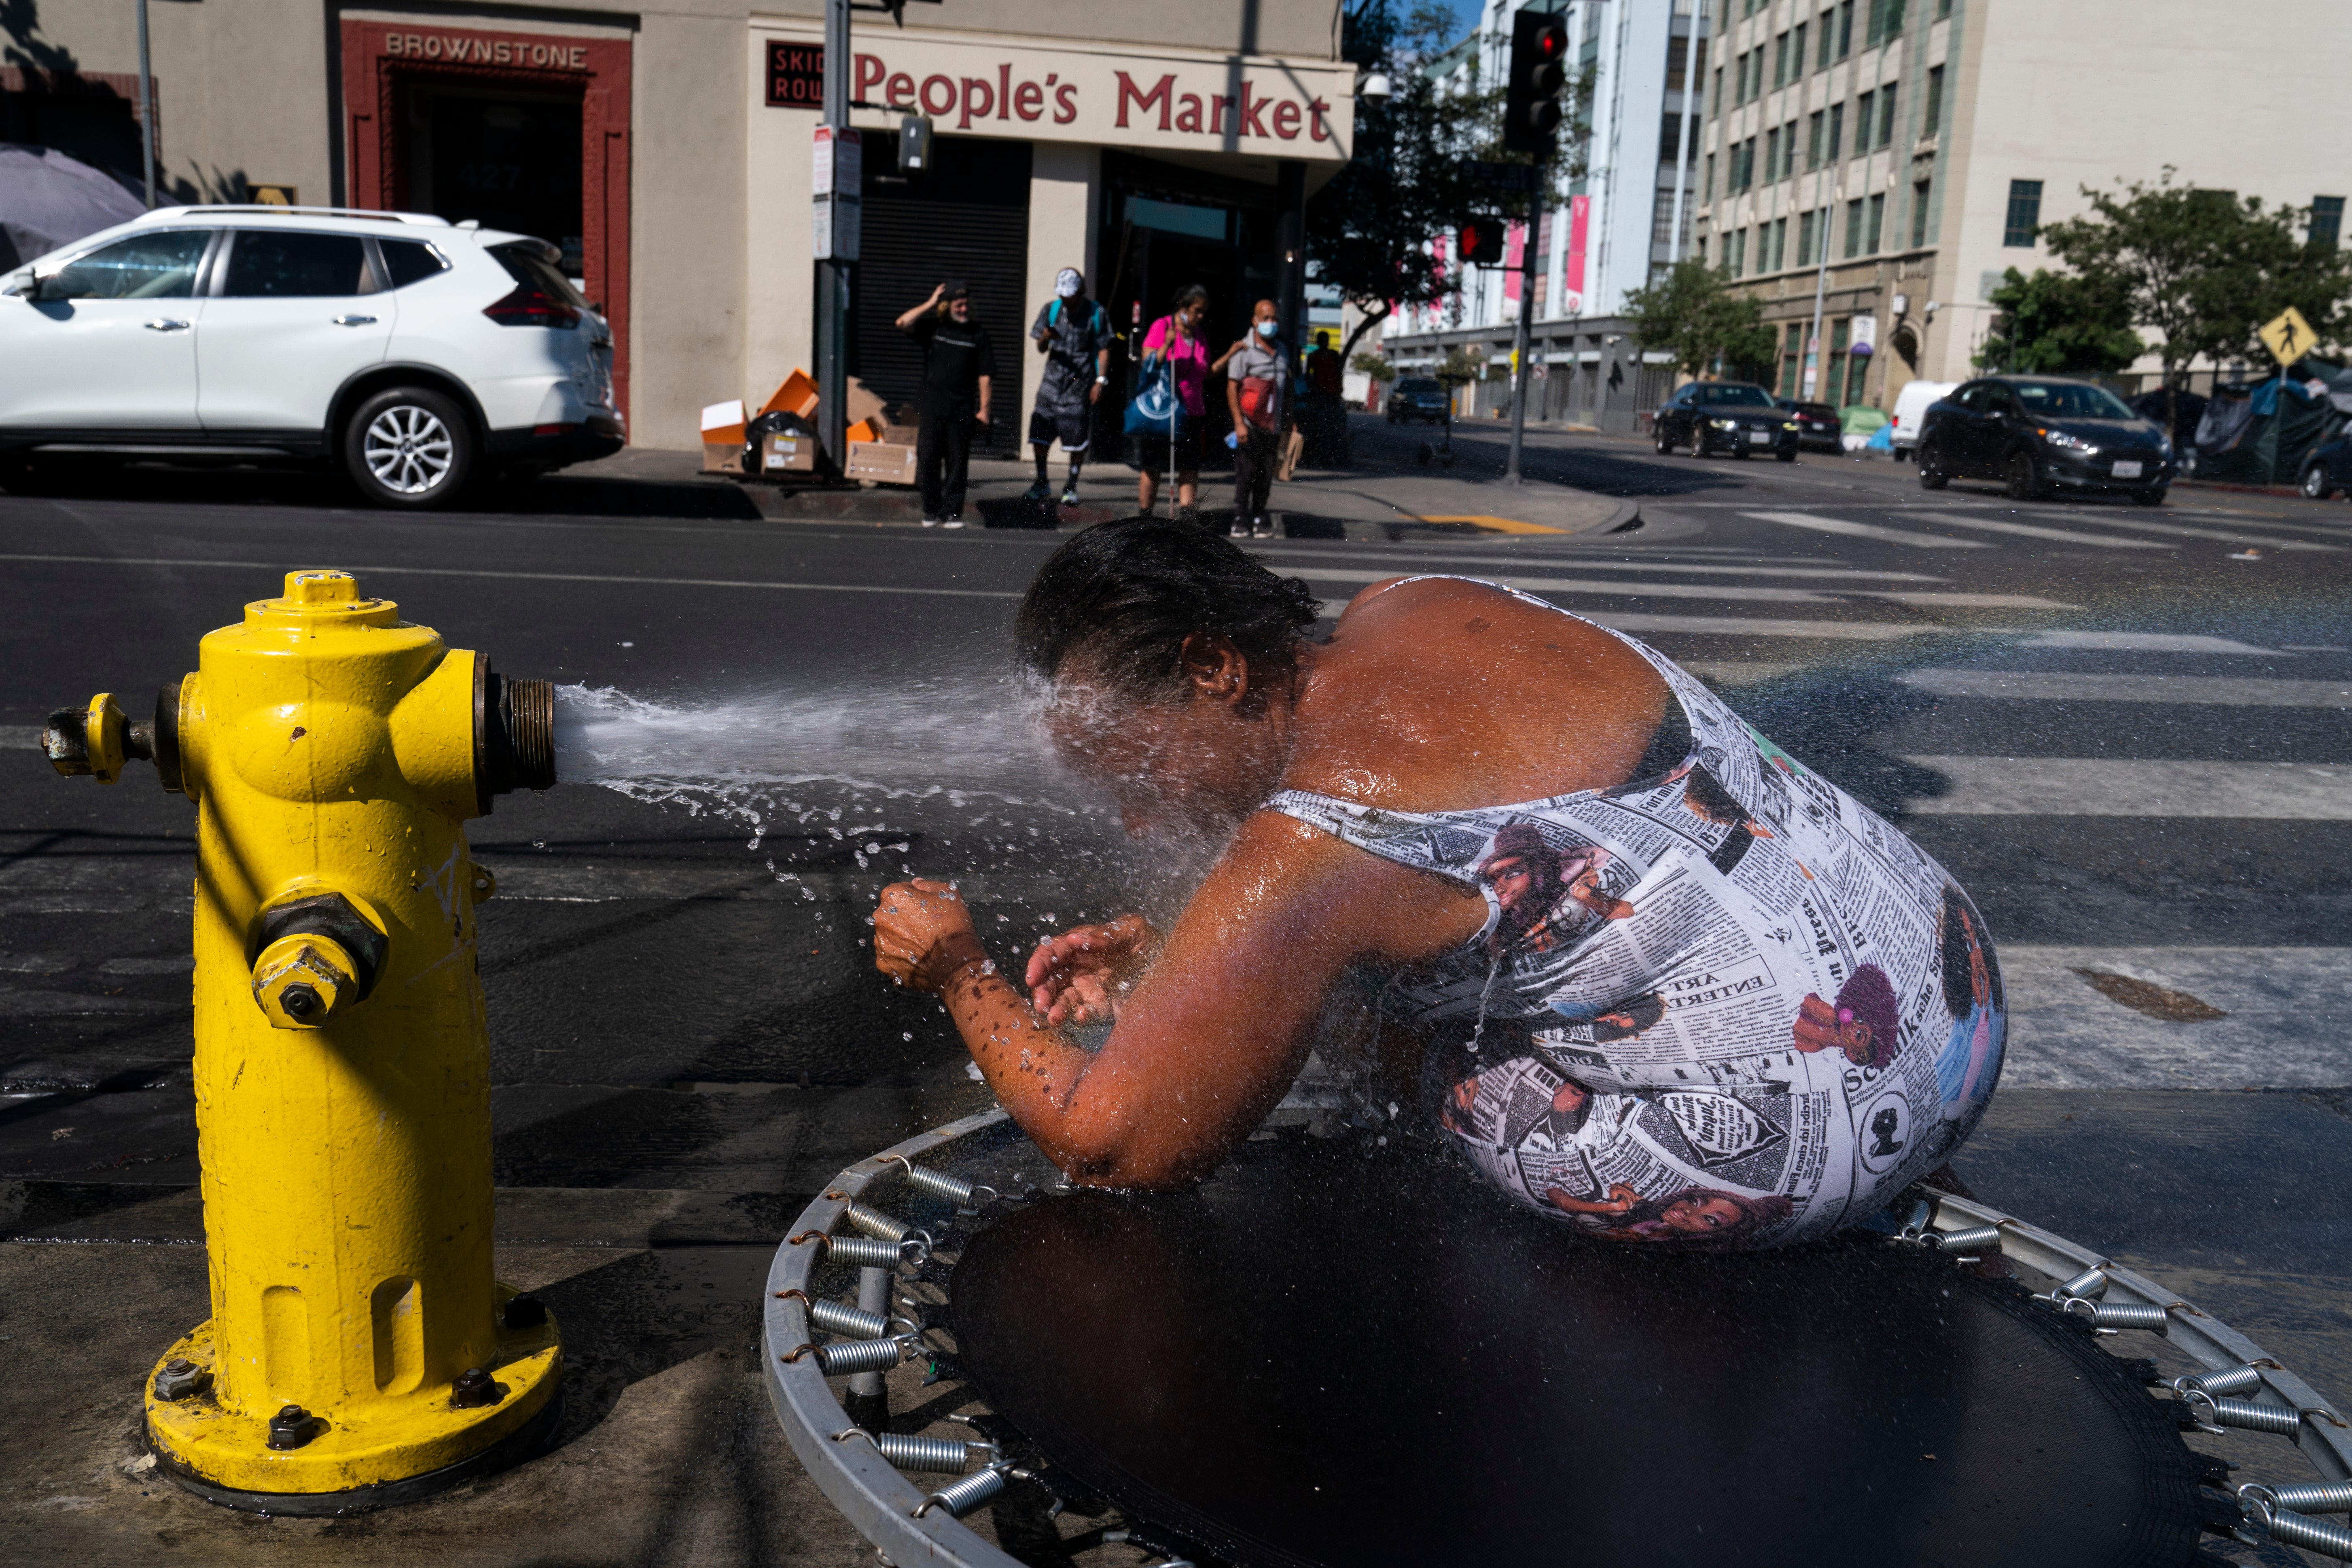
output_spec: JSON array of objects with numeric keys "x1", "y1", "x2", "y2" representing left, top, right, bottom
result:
[
  {"x1": 760, "y1": 432, "x2": 819, "y2": 475},
  {"x1": 844, "y1": 440, "x2": 918, "y2": 486},
  {"x1": 760, "y1": 371, "x2": 820, "y2": 422},
  {"x1": 700, "y1": 398, "x2": 746, "y2": 474}
]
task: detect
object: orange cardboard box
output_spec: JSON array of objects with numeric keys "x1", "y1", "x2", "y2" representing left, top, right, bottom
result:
[
  {"x1": 761, "y1": 370, "x2": 820, "y2": 422},
  {"x1": 700, "y1": 398, "x2": 746, "y2": 474}
]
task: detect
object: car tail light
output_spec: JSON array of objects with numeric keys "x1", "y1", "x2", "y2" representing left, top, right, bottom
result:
[{"x1": 483, "y1": 283, "x2": 580, "y2": 329}]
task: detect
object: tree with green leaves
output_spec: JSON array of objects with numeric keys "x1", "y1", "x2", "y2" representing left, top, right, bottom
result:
[
  {"x1": 1307, "y1": 1, "x2": 1592, "y2": 371},
  {"x1": 1972, "y1": 267, "x2": 2143, "y2": 375},
  {"x1": 2039, "y1": 169, "x2": 2352, "y2": 424},
  {"x1": 1621, "y1": 259, "x2": 1777, "y2": 379}
]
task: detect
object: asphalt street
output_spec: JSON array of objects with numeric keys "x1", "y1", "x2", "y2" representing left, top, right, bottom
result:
[{"x1": 4, "y1": 418, "x2": 2349, "y2": 1564}]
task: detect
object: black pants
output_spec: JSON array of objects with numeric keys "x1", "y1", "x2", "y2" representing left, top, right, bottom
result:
[
  {"x1": 1233, "y1": 425, "x2": 1281, "y2": 524},
  {"x1": 917, "y1": 406, "x2": 973, "y2": 519}
]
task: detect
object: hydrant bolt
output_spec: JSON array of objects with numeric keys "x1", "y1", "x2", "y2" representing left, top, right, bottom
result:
[
  {"x1": 267, "y1": 1406, "x2": 320, "y2": 1451},
  {"x1": 153, "y1": 1358, "x2": 212, "y2": 1402},
  {"x1": 449, "y1": 1367, "x2": 507, "y2": 1410}
]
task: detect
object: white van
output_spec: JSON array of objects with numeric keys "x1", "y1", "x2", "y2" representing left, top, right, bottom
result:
[{"x1": 1887, "y1": 379, "x2": 1958, "y2": 462}]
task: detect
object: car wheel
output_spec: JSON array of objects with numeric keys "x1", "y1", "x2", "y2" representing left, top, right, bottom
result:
[
  {"x1": 2004, "y1": 449, "x2": 2043, "y2": 501},
  {"x1": 345, "y1": 387, "x2": 473, "y2": 509},
  {"x1": 2131, "y1": 485, "x2": 2166, "y2": 509},
  {"x1": 1917, "y1": 443, "x2": 1951, "y2": 490},
  {"x1": 1654, "y1": 425, "x2": 1676, "y2": 455},
  {"x1": 2302, "y1": 464, "x2": 2334, "y2": 500}
]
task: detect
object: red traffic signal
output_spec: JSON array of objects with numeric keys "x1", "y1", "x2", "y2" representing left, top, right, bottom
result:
[
  {"x1": 1458, "y1": 218, "x2": 1504, "y2": 267},
  {"x1": 1505, "y1": 11, "x2": 1569, "y2": 154}
]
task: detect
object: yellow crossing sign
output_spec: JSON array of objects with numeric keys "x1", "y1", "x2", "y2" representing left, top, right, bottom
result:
[{"x1": 2259, "y1": 306, "x2": 2317, "y2": 367}]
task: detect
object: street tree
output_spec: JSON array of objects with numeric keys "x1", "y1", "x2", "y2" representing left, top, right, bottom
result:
[
  {"x1": 1621, "y1": 258, "x2": 1777, "y2": 379},
  {"x1": 2040, "y1": 169, "x2": 2352, "y2": 424},
  {"x1": 1973, "y1": 267, "x2": 2144, "y2": 375},
  {"x1": 1308, "y1": 1, "x2": 1591, "y2": 370}
]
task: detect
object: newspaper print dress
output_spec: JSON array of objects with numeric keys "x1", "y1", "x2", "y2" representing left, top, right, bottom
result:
[{"x1": 1266, "y1": 598, "x2": 2005, "y2": 1251}]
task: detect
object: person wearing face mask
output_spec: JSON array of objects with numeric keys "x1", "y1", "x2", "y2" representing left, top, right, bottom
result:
[
  {"x1": 1027, "y1": 268, "x2": 1111, "y2": 511},
  {"x1": 896, "y1": 280, "x2": 996, "y2": 527},
  {"x1": 1134, "y1": 284, "x2": 1212, "y2": 523},
  {"x1": 1222, "y1": 299, "x2": 1290, "y2": 539}
]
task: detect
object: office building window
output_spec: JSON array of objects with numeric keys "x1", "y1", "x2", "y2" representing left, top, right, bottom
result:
[
  {"x1": 1818, "y1": 10, "x2": 1836, "y2": 68},
  {"x1": 1712, "y1": 67, "x2": 1725, "y2": 116},
  {"x1": 1829, "y1": 316, "x2": 1850, "y2": 403},
  {"x1": 1741, "y1": 138, "x2": 1757, "y2": 190},
  {"x1": 1798, "y1": 208, "x2": 1816, "y2": 265},
  {"x1": 1911, "y1": 180, "x2": 1931, "y2": 246},
  {"x1": 1876, "y1": 88, "x2": 1897, "y2": 147},
  {"x1": 1807, "y1": 110, "x2": 1825, "y2": 169},
  {"x1": 1781, "y1": 322, "x2": 1802, "y2": 396},
  {"x1": 1773, "y1": 32, "x2": 1789, "y2": 88},
  {"x1": 1785, "y1": 119, "x2": 1800, "y2": 177},
  {"x1": 1765, "y1": 127, "x2": 1781, "y2": 183},
  {"x1": 1924, "y1": 65, "x2": 1944, "y2": 133},
  {"x1": 2004, "y1": 179, "x2": 2042, "y2": 246},
  {"x1": 1827, "y1": 102, "x2": 1843, "y2": 161},
  {"x1": 1845, "y1": 197, "x2": 1864, "y2": 257},
  {"x1": 1937, "y1": 0, "x2": 1952, "y2": 16},
  {"x1": 1792, "y1": 22, "x2": 1807, "y2": 74},
  {"x1": 1836, "y1": 0, "x2": 1855, "y2": 57},
  {"x1": 1771, "y1": 216, "x2": 1788, "y2": 271},
  {"x1": 1854, "y1": 91, "x2": 1873, "y2": 155},
  {"x1": 2312, "y1": 195, "x2": 2345, "y2": 248},
  {"x1": 1731, "y1": 228, "x2": 1747, "y2": 278},
  {"x1": 1867, "y1": 0, "x2": 1907, "y2": 44},
  {"x1": 1704, "y1": 153, "x2": 1716, "y2": 201},
  {"x1": 1865, "y1": 192, "x2": 1885, "y2": 252}
]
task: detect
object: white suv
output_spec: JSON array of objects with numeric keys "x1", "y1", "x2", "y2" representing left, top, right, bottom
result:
[{"x1": 0, "y1": 206, "x2": 622, "y2": 508}]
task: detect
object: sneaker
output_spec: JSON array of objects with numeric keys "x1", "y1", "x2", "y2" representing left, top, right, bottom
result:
[
  {"x1": 921, "y1": 517, "x2": 942, "y2": 527},
  {"x1": 1229, "y1": 518, "x2": 1250, "y2": 538},
  {"x1": 941, "y1": 517, "x2": 966, "y2": 529},
  {"x1": 1252, "y1": 516, "x2": 1276, "y2": 538},
  {"x1": 1060, "y1": 483, "x2": 1081, "y2": 507},
  {"x1": 1022, "y1": 481, "x2": 1053, "y2": 502}
]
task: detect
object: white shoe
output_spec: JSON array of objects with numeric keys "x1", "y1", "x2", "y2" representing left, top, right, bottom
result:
[
  {"x1": 1229, "y1": 519, "x2": 1250, "y2": 538},
  {"x1": 942, "y1": 518, "x2": 966, "y2": 529},
  {"x1": 1060, "y1": 484, "x2": 1081, "y2": 507},
  {"x1": 921, "y1": 517, "x2": 942, "y2": 527},
  {"x1": 1252, "y1": 517, "x2": 1276, "y2": 538}
]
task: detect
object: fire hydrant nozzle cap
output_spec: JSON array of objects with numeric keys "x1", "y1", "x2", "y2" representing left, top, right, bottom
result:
[{"x1": 286, "y1": 570, "x2": 360, "y2": 604}]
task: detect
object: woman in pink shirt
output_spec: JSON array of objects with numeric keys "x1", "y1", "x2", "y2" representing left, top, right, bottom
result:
[{"x1": 1135, "y1": 285, "x2": 1212, "y2": 519}]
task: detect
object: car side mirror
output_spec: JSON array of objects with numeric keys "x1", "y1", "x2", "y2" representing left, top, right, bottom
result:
[{"x1": 25, "y1": 271, "x2": 63, "y2": 302}]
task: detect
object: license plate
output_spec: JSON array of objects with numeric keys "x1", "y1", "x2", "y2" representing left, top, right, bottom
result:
[
  {"x1": 1749, "y1": 431, "x2": 1771, "y2": 444},
  {"x1": 2111, "y1": 460, "x2": 2143, "y2": 478}
]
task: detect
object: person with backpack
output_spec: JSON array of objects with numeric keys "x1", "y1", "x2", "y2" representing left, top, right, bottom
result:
[
  {"x1": 1129, "y1": 284, "x2": 1213, "y2": 523},
  {"x1": 1027, "y1": 268, "x2": 1112, "y2": 509}
]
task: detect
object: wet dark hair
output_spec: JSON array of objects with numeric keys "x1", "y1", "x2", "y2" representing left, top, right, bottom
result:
[
  {"x1": 1939, "y1": 886, "x2": 2004, "y2": 1019},
  {"x1": 1015, "y1": 516, "x2": 1320, "y2": 700},
  {"x1": 1170, "y1": 283, "x2": 1208, "y2": 311}
]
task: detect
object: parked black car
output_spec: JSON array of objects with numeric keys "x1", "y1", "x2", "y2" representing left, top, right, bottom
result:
[
  {"x1": 1916, "y1": 375, "x2": 2173, "y2": 504},
  {"x1": 1386, "y1": 377, "x2": 1451, "y2": 425},
  {"x1": 1654, "y1": 381, "x2": 1799, "y2": 460},
  {"x1": 1777, "y1": 397, "x2": 1842, "y2": 452},
  {"x1": 2301, "y1": 432, "x2": 2352, "y2": 500}
]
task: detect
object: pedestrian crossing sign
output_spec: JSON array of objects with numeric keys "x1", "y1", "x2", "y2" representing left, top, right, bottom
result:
[{"x1": 2259, "y1": 306, "x2": 2316, "y2": 367}]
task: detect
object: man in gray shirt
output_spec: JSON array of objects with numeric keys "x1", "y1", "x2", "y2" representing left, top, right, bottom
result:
[{"x1": 1223, "y1": 298, "x2": 1290, "y2": 538}]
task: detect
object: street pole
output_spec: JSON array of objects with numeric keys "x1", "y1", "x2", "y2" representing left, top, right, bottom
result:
[
  {"x1": 1506, "y1": 194, "x2": 1539, "y2": 485},
  {"x1": 135, "y1": 0, "x2": 155, "y2": 208},
  {"x1": 1802, "y1": 176, "x2": 1836, "y2": 400},
  {"x1": 816, "y1": 0, "x2": 852, "y2": 469}
]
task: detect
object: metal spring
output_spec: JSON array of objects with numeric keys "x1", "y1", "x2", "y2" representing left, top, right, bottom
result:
[
  {"x1": 1920, "y1": 1224, "x2": 2003, "y2": 1253},
  {"x1": 809, "y1": 1297, "x2": 893, "y2": 1340},
  {"x1": 791, "y1": 1230, "x2": 923, "y2": 1268},
  {"x1": 2062, "y1": 1297, "x2": 2168, "y2": 1333},
  {"x1": 2248, "y1": 1500, "x2": 2352, "y2": 1563},
  {"x1": 914, "y1": 1465, "x2": 1007, "y2": 1518},
  {"x1": 2180, "y1": 1363, "x2": 2271, "y2": 1398},
  {"x1": 843, "y1": 1203, "x2": 927, "y2": 1247},
  {"x1": 834, "y1": 1427, "x2": 990, "y2": 1474},
  {"x1": 892, "y1": 1156, "x2": 996, "y2": 1210},
  {"x1": 2247, "y1": 1481, "x2": 2352, "y2": 1516},
  {"x1": 2191, "y1": 1391, "x2": 2305, "y2": 1436},
  {"x1": 2055, "y1": 1265, "x2": 2109, "y2": 1300},
  {"x1": 780, "y1": 1337, "x2": 906, "y2": 1376}
]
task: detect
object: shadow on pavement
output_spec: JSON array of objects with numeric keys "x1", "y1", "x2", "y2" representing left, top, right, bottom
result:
[{"x1": 0, "y1": 456, "x2": 768, "y2": 521}]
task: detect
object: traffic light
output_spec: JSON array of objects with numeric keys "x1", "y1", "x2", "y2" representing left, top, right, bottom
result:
[
  {"x1": 1458, "y1": 217, "x2": 1504, "y2": 268},
  {"x1": 1504, "y1": 9, "x2": 1569, "y2": 155}
]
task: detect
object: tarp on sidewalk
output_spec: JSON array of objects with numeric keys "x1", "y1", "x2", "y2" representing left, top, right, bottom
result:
[
  {"x1": 2195, "y1": 364, "x2": 2346, "y2": 485},
  {"x1": 0, "y1": 144, "x2": 146, "y2": 272}
]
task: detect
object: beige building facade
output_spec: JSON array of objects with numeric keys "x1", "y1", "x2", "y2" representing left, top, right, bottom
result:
[
  {"x1": 6, "y1": 0, "x2": 1352, "y2": 448},
  {"x1": 1693, "y1": 0, "x2": 2348, "y2": 407}
]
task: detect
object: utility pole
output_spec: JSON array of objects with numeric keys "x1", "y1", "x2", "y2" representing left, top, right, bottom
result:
[
  {"x1": 1665, "y1": 0, "x2": 1698, "y2": 265},
  {"x1": 815, "y1": 0, "x2": 854, "y2": 468},
  {"x1": 136, "y1": 0, "x2": 155, "y2": 207},
  {"x1": 1506, "y1": 200, "x2": 1540, "y2": 485},
  {"x1": 1802, "y1": 176, "x2": 1837, "y2": 400}
]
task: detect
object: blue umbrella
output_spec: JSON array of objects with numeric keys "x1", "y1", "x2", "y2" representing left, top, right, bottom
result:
[{"x1": 0, "y1": 143, "x2": 148, "y2": 272}]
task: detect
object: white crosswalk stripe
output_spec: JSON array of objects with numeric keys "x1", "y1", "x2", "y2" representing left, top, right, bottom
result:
[
  {"x1": 1918, "y1": 509, "x2": 2339, "y2": 553},
  {"x1": 1997, "y1": 947, "x2": 2352, "y2": 1089},
  {"x1": 1740, "y1": 510, "x2": 1994, "y2": 547},
  {"x1": 2016, "y1": 630, "x2": 2284, "y2": 655},
  {"x1": 1251, "y1": 547, "x2": 1947, "y2": 583},
  {"x1": 1896, "y1": 757, "x2": 2352, "y2": 818},
  {"x1": 1898, "y1": 670, "x2": 2352, "y2": 706},
  {"x1": 1900, "y1": 511, "x2": 2169, "y2": 549}
]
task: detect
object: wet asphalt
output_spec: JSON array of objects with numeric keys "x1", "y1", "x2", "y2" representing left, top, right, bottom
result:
[{"x1": 2, "y1": 417, "x2": 2348, "y2": 1564}]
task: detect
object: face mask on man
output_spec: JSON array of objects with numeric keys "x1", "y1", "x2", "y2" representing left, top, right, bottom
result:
[{"x1": 1255, "y1": 319, "x2": 1276, "y2": 337}]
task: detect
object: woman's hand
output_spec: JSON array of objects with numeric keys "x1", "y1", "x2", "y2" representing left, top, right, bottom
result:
[
  {"x1": 1024, "y1": 913, "x2": 1159, "y2": 1026},
  {"x1": 873, "y1": 879, "x2": 990, "y2": 994}
]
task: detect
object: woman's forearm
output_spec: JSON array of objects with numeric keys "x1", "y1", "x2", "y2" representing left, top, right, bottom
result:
[{"x1": 929, "y1": 932, "x2": 1128, "y2": 1174}]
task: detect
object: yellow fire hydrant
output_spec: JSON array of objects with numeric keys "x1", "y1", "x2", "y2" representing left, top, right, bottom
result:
[{"x1": 43, "y1": 570, "x2": 562, "y2": 1511}]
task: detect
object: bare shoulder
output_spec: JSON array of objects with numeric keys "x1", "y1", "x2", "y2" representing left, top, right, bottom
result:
[{"x1": 1289, "y1": 575, "x2": 1670, "y2": 810}]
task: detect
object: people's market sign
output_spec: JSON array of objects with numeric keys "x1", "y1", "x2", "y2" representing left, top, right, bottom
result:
[{"x1": 761, "y1": 30, "x2": 1354, "y2": 162}]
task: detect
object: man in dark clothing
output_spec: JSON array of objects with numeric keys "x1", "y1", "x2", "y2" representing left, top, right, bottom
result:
[
  {"x1": 895, "y1": 280, "x2": 996, "y2": 527},
  {"x1": 1026, "y1": 267, "x2": 1111, "y2": 509}
]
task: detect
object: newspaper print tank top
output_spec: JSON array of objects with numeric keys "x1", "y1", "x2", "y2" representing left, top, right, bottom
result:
[{"x1": 1265, "y1": 591, "x2": 2005, "y2": 1251}]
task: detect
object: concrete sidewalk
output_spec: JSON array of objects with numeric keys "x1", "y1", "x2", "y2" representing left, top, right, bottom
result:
[{"x1": 559, "y1": 417, "x2": 1637, "y2": 540}]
